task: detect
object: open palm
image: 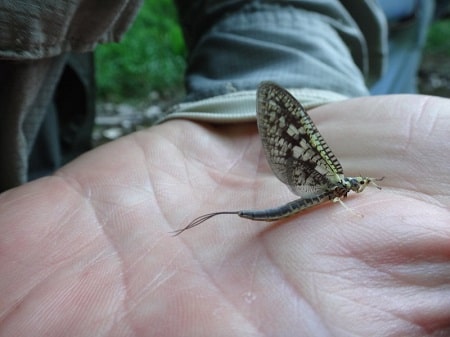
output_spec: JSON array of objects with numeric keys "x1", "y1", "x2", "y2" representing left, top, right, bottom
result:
[{"x1": 1, "y1": 95, "x2": 449, "y2": 337}]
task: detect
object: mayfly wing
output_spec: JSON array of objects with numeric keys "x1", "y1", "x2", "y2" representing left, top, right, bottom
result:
[{"x1": 256, "y1": 81, "x2": 344, "y2": 196}]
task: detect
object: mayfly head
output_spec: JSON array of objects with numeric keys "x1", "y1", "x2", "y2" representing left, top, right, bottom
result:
[{"x1": 343, "y1": 176, "x2": 384, "y2": 193}]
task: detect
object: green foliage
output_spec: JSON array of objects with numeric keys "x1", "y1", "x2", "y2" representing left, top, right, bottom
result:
[
  {"x1": 425, "y1": 20, "x2": 450, "y2": 55},
  {"x1": 96, "y1": 3, "x2": 449, "y2": 103},
  {"x1": 95, "y1": 0, "x2": 186, "y2": 102}
]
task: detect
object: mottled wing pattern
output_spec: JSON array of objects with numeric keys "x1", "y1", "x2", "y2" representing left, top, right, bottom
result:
[{"x1": 256, "y1": 81, "x2": 344, "y2": 196}]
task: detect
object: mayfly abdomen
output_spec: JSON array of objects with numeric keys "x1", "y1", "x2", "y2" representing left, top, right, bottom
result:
[{"x1": 238, "y1": 193, "x2": 332, "y2": 221}]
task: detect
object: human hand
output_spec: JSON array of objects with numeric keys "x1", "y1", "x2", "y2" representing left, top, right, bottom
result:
[{"x1": 1, "y1": 95, "x2": 449, "y2": 336}]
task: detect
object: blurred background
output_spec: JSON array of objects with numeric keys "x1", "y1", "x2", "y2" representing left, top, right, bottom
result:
[{"x1": 93, "y1": 0, "x2": 450, "y2": 145}]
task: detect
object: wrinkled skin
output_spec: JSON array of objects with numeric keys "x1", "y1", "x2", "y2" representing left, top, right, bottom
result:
[{"x1": 1, "y1": 95, "x2": 449, "y2": 337}]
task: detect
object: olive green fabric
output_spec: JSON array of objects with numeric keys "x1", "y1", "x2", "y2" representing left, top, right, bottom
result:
[
  {"x1": 0, "y1": 1, "x2": 142, "y2": 192},
  {"x1": 0, "y1": 0, "x2": 142, "y2": 60}
]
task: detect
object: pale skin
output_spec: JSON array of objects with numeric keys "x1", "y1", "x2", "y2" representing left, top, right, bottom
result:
[{"x1": 0, "y1": 95, "x2": 449, "y2": 337}]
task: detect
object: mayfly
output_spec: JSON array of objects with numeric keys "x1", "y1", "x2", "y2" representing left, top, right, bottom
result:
[{"x1": 174, "y1": 81, "x2": 382, "y2": 235}]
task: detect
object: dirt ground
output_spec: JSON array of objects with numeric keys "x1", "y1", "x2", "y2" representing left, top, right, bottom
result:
[{"x1": 419, "y1": 52, "x2": 450, "y2": 98}]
